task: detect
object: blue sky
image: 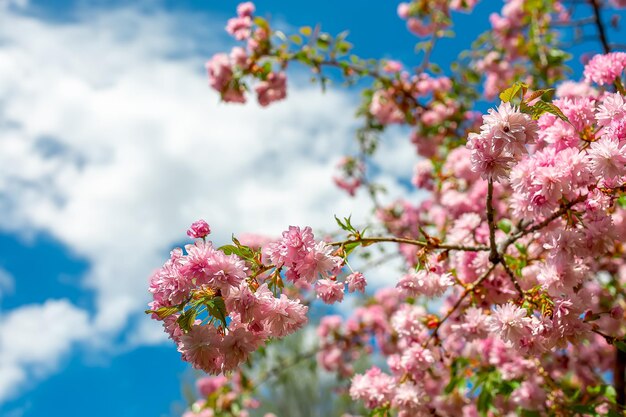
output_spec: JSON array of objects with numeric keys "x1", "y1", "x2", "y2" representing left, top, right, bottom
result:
[{"x1": 0, "y1": 1, "x2": 622, "y2": 416}]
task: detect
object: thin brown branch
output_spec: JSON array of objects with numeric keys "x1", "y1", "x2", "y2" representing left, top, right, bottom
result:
[
  {"x1": 328, "y1": 236, "x2": 489, "y2": 252},
  {"x1": 424, "y1": 263, "x2": 497, "y2": 346},
  {"x1": 616, "y1": 348, "x2": 626, "y2": 406},
  {"x1": 486, "y1": 179, "x2": 501, "y2": 264},
  {"x1": 589, "y1": 0, "x2": 611, "y2": 53},
  {"x1": 251, "y1": 348, "x2": 319, "y2": 389},
  {"x1": 499, "y1": 194, "x2": 587, "y2": 254},
  {"x1": 500, "y1": 258, "x2": 525, "y2": 299}
]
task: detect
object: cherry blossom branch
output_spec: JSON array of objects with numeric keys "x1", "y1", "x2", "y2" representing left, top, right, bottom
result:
[
  {"x1": 589, "y1": 0, "x2": 611, "y2": 53},
  {"x1": 500, "y1": 258, "x2": 524, "y2": 299},
  {"x1": 250, "y1": 348, "x2": 319, "y2": 389},
  {"x1": 328, "y1": 236, "x2": 489, "y2": 252},
  {"x1": 424, "y1": 263, "x2": 498, "y2": 345},
  {"x1": 499, "y1": 194, "x2": 587, "y2": 254},
  {"x1": 486, "y1": 179, "x2": 500, "y2": 264},
  {"x1": 616, "y1": 349, "x2": 626, "y2": 406}
]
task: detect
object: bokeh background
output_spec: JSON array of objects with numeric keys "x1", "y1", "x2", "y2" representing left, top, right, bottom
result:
[{"x1": 0, "y1": 1, "x2": 621, "y2": 416}]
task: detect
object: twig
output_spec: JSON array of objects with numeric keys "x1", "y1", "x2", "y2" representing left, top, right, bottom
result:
[
  {"x1": 500, "y1": 258, "x2": 524, "y2": 299},
  {"x1": 251, "y1": 348, "x2": 319, "y2": 388},
  {"x1": 589, "y1": 0, "x2": 611, "y2": 53},
  {"x1": 424, "y1": 263, "x2": 497, "y2": 346},
  {"x1": 499, "y1": 194, "x2": 586, "y2": 254},
  {"x1": 486, "y1": 179, "x2": 501, "y2": 264},
  {"x1": 328, "y1": 236, "x2": 489, "y2": 252}
]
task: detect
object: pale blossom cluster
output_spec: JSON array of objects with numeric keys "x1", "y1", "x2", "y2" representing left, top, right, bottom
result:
[
  {"x1": 584, "y1": 52, "x2": 626, "y2": 86},
  {"x1": 182, "y1": 373, "x2": 274, "y2": 417},
  {"x1": 148, "y1": 222, "x2": 343, "y2": 375},
  {"x1": 467, "y1": 102, "x2": 538, "y2": 181},
  {"x1": 205, "y1": 3, "x2": 288, "y2": 106}
]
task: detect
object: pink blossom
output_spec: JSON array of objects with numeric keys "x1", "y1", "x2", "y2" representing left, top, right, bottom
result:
[
  {"x1": 451, "y1": 307, "x2": 490, "y2": 339},
  {"x1": 407, "y1": 18, "x2": 433, "y2": 37},
  {"x1": 400, "y1": 344, "x2": 434, "y2": 376},
  {"x1": 349, "y1": 367, "x2": 395, "y2": 409},
  {"x1": 346, "y1": 272, "x2": 367, "y2": 293},
  {"x1": 467, "y1": 131, "x2": 516, "y2": 181},
  {"x1": 182, "y1": 241, "x2": 247, "y2": 292},
  {"x1": 596, "y1": 93, "x2": 626, "y2": 128},
  {"x1": 226, "y1": 15, "x2": 252, "y2": 41},
  {"x1": 221, "y1": 322, "x2": 266, "y2": 372},
  {"x1": 295, "y1": 241, "x2": 342, "y2": 283},
  {"x1": 229, "y1": 46, "x2": 248, "y2": 68},
  {"x1": 489, "y1": 303, "x2": 532, "y2": 348},
  {"x1": 149, "y1": 249, "x2": 191, "y2": 308},
  {"x1": 392, "y1": 382, "x2": 427, "y2": 416},
  {"x1": 397, "y1": 2, "x2": 410, "y2": 19},
  {"x1": 315, "y1": 279, "x2": 345, "y2": 304},
  {"x1": 264, "y1": 294, "x2": 308, "y2": 337},
  {"x1": 383, "y1": 60, "x2": 403, "y2": 73},
  {"x1": 205, "y1": 54, "x2": 246, "y2": 103},
  {"x1": 584, "y1": 52, "x2": 626, "y2": 85},
  {"x1": 587, "y1": 137, "x2": 626, "y2": 179},
  {"x1": 187, "y1": 220, "x2": 211, "y2": 239},
  {"x1": 179, "y1": 325, "x2": 224, "y2": 374},
  {"x1": 196, "y1": 375, "x2": 228, "y2": 397},
  {"x1": 236, "y1": 2, "x2": 255, "y2": 17},
  {"x1": 255, "y1": 72, "x2": 287, "y2": 107},
  {"x1": 370, "y1": 89, "x2": 404, "y2": 125},
  {"x1": 397, "y1": 269, "x2": 453, "y2": 298},
  {"x1": 480, "y1": 102, "x2": 538, "y2": 152},
  {"x1": 317, "y1": 315, "x2": 343, "y2": 338}
]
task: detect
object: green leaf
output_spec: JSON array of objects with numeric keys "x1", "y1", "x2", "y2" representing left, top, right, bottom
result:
[
  {"x1": 289, "y1": 34, "x2": 303, "y2": 45},
  {"x1": 206, "y1": 297, "x2": 228, "y2": 328},
  {"x1": 523, "y1": 88, "x2": 554, "y2": 103},
  {"x1": 499, "y1": 82, "x2": 527, "y2": 103},
  {"x1": 334, "y1": 214, "x2": 356, "y2": 233},
  {"x1": 615, "y1": 340, "x2": 626, "y2": 353},
  {"x1": 477, "y1": 389, "x2": 493, "y2": 415},
  {"x1": 177, "y1": 308, "x2": 197, "y2": 332},
  {"x1": 531, "y1": 100, "x2": 569, "y2": 122},
  {"x1": 299, "y1": 26, "x2": 312, "y2": 36},
  {"x1": 145, "y1": 305, "x2": 181, "y2": 319},
  {"x1": 344, "y1": 241, "x2": 361, "y2": 256},
  {"x1": 497, "y1": 219, "x2": 512, "y2": 234},
  {"x1": 253, "y1": 16, "x2": 269, "y2": 30},
  {"x1": 569, "y1": 404, "x2": 595, "y2": 414},
  {"x1": 219, "y1": 240, "x2": 255, "y2": 260},
  {"x1": 520, "y1": 410, "x2": 541, "y2": 417}
]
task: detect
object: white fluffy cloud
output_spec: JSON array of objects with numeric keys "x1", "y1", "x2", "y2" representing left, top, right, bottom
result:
[
  {"x1": 0, "y1": 3, "x2": 417, "y2": 401},
  {"x1": 0, "y1": 299, "x2": 91, "y2": 402}
]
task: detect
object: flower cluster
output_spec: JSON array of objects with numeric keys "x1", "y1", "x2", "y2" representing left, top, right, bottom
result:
[
  {"x1": 148, "y1": 222, "x2": 342, "y2": 375},
  {"x1": 205, "y1": 3, "x2": 287, "y2": 106},
  {"x1": 467, "y1": 102, "x2": 538, "y2": 182}
]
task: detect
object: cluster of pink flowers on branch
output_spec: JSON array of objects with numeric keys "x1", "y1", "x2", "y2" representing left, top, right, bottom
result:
[{"x1": 147, "y1": 223, "x2": 345, "y2": 375}]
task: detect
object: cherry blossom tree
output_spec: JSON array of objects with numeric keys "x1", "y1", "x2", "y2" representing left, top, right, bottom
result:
[{"x1": 147, "y1": 1, "x2": 626, "y2": 415}]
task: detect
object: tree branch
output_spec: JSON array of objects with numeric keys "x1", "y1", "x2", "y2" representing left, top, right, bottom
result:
[
  {"x1": 589, "y1": 0, "x2": 611, "y2": 53},
  {"x1": 424, "y1": 263, "x2": 497, "y2": 346},
  {"x1": 500, "y1": 258, "x2": 525, "y2": 299},
  {"x1": 486, "y1": 179, "x2": 501, "y2": 264},
  {"x1": 329, "y1": 236, "x2": 489, "y2": 252}
]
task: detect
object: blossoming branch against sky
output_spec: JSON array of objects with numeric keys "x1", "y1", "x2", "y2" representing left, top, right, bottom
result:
[{"x1": 2, "y1": 0, "x2": 626, "y2": 416}]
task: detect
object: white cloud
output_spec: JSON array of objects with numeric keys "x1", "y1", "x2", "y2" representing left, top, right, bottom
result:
[
  {"x1": 0, "y1": 3, "x2": 418, "y2": 401},
  {"x1": 0, "y1": 299, "x2": 90, "y2": 402}
]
